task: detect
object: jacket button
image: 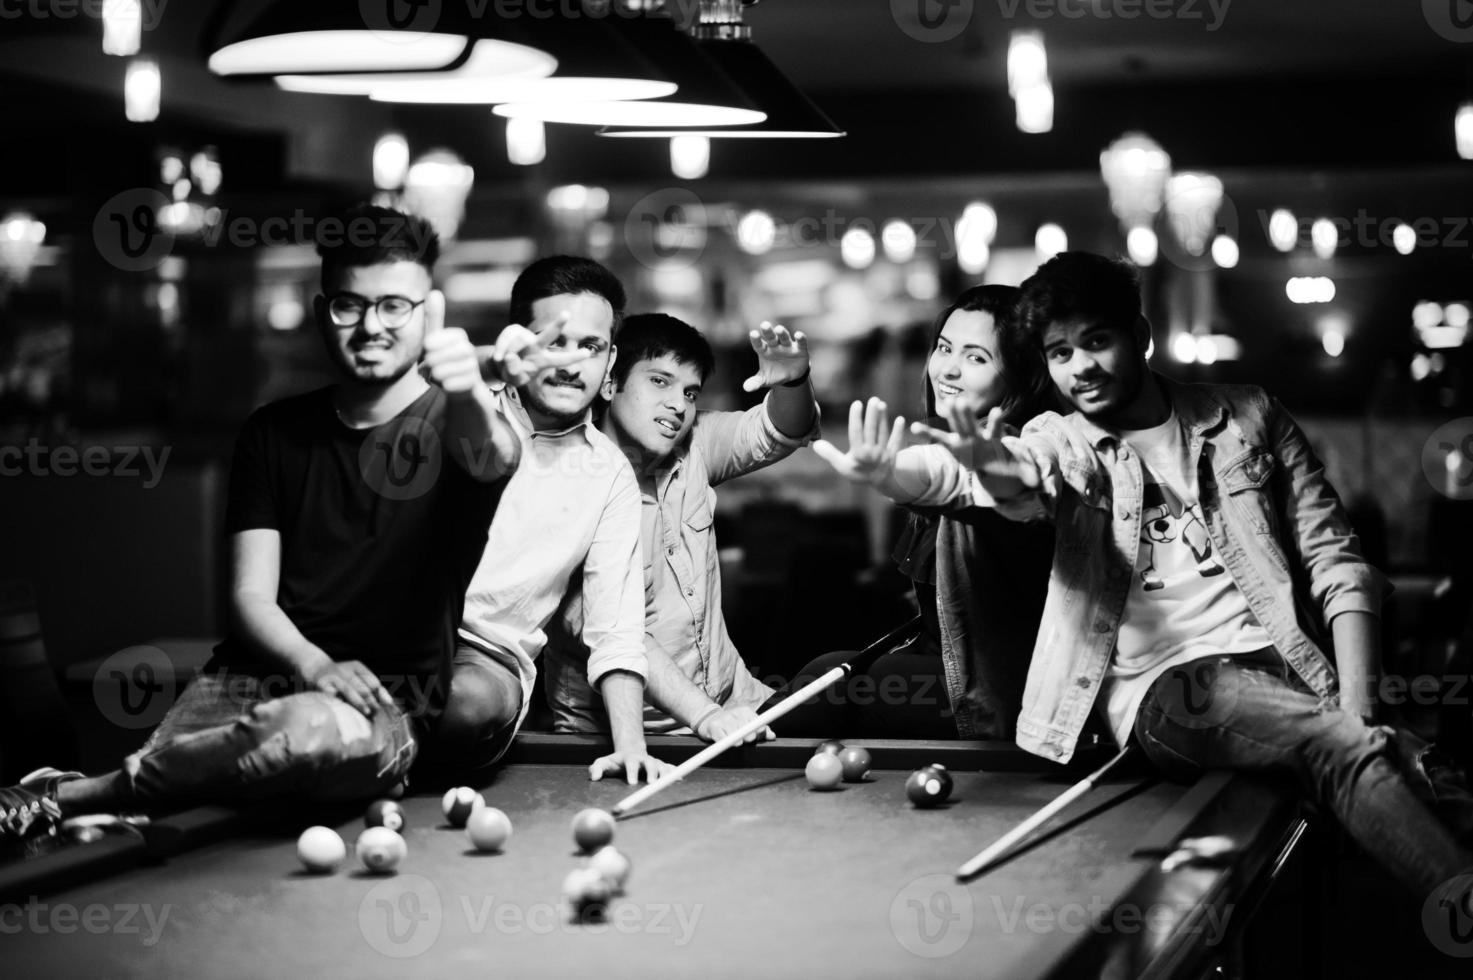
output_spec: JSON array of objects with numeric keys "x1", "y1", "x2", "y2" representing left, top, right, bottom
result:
[
  {"x1": 1095, "y1": 621, "x2": 1111, "y2": 633},
  {"x1": 686, "y1": 587, "x2": 695, "y2": 597},
  {"x1": 1076, "y1": 676, "x2": 1091, "y2": 689},
  {"x1": 1117, "y1": 506, "x2": 1132, "y2": 520}
]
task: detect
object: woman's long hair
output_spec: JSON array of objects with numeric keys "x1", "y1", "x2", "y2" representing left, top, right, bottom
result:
[{"x1": 921, "y1": 284, "x2": 1055, "y2": 429}]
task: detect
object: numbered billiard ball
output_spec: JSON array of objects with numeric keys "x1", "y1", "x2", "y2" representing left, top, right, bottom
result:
[
  {"x1": 838, "y1": 746, "x2": 872, "y2": 783},
  {"x1": 364, "y1": 799, "x2": 405, "y2": 832},
  {"x1": 465, "y1": 807, "x2": 513, "y2": 853},
  {"x1": 296, "y1": 826, "x2": 346, "y2": 873},
  {"x1": 563, "y1": 867, "x2": 613, "y2": 922},
  {"x1": 813, "y1": 739, "x2": 846, "y2": 757},
  {"x1": 805, "y1": 751, "x2": 844, "y2": 791},
  {"x1": 441, "y1": 787, "x2": 485, "y2": 828},
  {"x1": 355, "y1": 826, "x2": 406, "y2": 873},
  {"x1": 921, "y1": 763, "x2": 954, "y2": 803},
  {"x1": 571, "y1": 808, "x2": 616, "y2": 852},
  {"x1": 905, "y1": 767, "x2": 949, "y2": 808},
  {"x1": 590, "y1": 845, "x2": 632, "y2": 893}
]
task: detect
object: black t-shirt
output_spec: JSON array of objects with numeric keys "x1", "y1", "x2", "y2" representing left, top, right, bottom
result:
[{"x1": 213, "y1": 385, "x2": 503, "y2": 714}]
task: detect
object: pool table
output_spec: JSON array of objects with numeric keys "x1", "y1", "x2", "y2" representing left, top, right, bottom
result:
[{"x1": 3, "y1": 734, "x2": 1310, "y2": 979}]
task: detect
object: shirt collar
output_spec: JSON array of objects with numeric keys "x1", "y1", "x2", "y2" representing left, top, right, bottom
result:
[{"x1": 493, "y1": 382, "x2": 595, "y2": 446}]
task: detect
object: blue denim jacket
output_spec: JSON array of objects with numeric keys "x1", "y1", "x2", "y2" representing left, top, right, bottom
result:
[{"x1": 1000, "y1": 376, "x2": 1390, "y2": 763}]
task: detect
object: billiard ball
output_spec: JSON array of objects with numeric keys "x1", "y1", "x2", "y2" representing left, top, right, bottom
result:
[
  {"x1": 838, "y1": 746, "x2": 872, "y2": 783},
  {"x1": 296, "y1": 826, "x2": 346, "y2": 873},
  {"x1": 355, "y1": 826, "x2": 406, "y2": 873},
  {"x1": 441, "y1": 787, "x2": 485, "y2": 828},
  {"x1": 465, "y1": 807, "x2": 513, "y2": 852},
  {"x1": 813, "y1": 739, "x2": 845, "y2": 757},
  {"x1": 921, "y1": 763, "x2": 954, "y2": 803},
  {"x1": 805, "y1": 751, "x2": 844, "y2": 791},
  {"x1": 562, "y1": 867, "x2": 613, "y2": 921},
  {"x1": 364, "y1": 799, "x2": 405, "y2": 832},
  {"x1": 571, "y1": 808, "x2": 616, "y2": 852},
  {"x1": 905, "y1": 768, "x2": 949, "y2": 808},
  {"x1": 589, "y1": 845, "x2": 632, "y2": 893}
]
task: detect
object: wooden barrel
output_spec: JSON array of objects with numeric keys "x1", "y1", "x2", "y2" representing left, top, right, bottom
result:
[{"x1": 0, "y1": 580, "x2": 78, "y2": 783}]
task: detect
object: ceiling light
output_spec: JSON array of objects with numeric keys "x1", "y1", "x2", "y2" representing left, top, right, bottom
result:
[
  {"x1": 274, "y1": 41, "x2": 557, "y2": 96},
  {"x1": 599, "y1": 3, "x2": 842, "y2": 138}
]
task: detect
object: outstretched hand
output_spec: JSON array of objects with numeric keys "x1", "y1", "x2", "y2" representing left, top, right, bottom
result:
[
  {"x1": 812, "y1": 397, "x2": 905, "y2": 487},
  {"x1": 476, "y1": 311, "x2": 592, "y2": 388},
  {"x1": 742, "y1": 321, "x2": 810, "y2": 392},
  {"x1": 910, "y1": 400, "x2": 1041, "y2": 496}
]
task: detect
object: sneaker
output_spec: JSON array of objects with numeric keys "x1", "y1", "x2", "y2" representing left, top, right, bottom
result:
[{"x1": 0, "y1": 767, "x2": 83, "y2": 842}]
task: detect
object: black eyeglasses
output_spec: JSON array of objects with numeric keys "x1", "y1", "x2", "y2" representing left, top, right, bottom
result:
[{"x1": 325, "y1": 292, "x2": 426, "y2": 330}]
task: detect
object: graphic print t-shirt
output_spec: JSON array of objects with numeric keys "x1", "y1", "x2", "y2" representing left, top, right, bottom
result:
[{"x1": 1100, "y1": 411, "x2": 1272, "y2": 747}]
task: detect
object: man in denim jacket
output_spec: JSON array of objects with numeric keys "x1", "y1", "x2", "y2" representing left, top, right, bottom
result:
[{"x1": 922, "y1": 251, "x2": 1473, "y2": 911}]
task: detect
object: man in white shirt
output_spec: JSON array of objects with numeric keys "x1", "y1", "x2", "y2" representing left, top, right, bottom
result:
[{"x1": 438, "y1": 256, "x2": 672, "y2": 785}]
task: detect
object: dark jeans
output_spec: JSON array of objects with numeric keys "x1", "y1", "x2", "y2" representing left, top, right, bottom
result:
[
  {"x1": 126, "y1": 671, "x2": 418, "y2": 806},
  {"x1": 410, "y1": 643, "x2": 522, "y2": 788},
  {"x1": 1136, "y1": 650, "x2": 1473, "y2": 899},
  {"x1": 762, "y1": 642, "x2": 958, "y2": 740}
]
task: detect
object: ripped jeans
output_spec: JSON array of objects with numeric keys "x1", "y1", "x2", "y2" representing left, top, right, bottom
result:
[
  {"x1": 125, "y1": 671, "x2": 418, "y2": 806},
  {"x1": 1135, "y1": 648, "x2": 1473, "y2": 901}
]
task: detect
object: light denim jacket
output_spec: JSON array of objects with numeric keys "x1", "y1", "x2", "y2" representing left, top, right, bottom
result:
[{"x1": 999, "y1": 375, "x2": 1390, "y2": 763}]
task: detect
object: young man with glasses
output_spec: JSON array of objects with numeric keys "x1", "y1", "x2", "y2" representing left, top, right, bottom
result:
[{"x1": 0, "y1": 205, "x2": 572, "y2": 844}]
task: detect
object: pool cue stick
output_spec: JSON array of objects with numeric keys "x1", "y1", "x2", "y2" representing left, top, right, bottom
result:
[
  {"x1": 955, "y1": 745, "x2": 1137, "y2": 880},
  {"x1": 612, "y1": 616, "x2": 923, "y2": 817}
]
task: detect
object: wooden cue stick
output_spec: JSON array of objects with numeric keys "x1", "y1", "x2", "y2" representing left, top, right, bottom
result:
[
  {"x1": 612, "y1": 617, "x2": 923, "y2": 817},
  {"x1": 954, "y1": 746, "x2": 1137, "y2": 880}
]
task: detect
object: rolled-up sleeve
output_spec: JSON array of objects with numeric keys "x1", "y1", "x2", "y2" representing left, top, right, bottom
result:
[
  {"x1": 701, "y1": 396, "x2": 821, "y2": 487},
  {"x1": 581, "y1": 459, "x2": 650, "y2": 685},
  {"x1": 1266, "y1": 394, "x2": 1391, "y2": 620}
]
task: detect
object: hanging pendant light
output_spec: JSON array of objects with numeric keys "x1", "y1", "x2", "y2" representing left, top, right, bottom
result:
[{"x1": 599, "y1": 0, "x2": 842, "y2": 138}]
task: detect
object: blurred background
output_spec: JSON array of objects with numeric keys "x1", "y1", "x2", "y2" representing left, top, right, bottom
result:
[{"x1": 0, "y1": 0, "x2": 1471, "y2": 766}]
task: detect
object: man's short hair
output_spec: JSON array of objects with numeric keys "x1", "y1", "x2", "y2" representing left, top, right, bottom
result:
[
  {"x1": 316, "y1": 204, "x2": 439, "y2": 291},
  {"x1": 1017, "y1": 251, "x2": 1142, "y2": 346},
  {"x1": 609, "y1": 313, "x2": 715, "y2": 388},
  {"x1": 508, "y1": 255, "x2": 626, "y2": 333}
]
